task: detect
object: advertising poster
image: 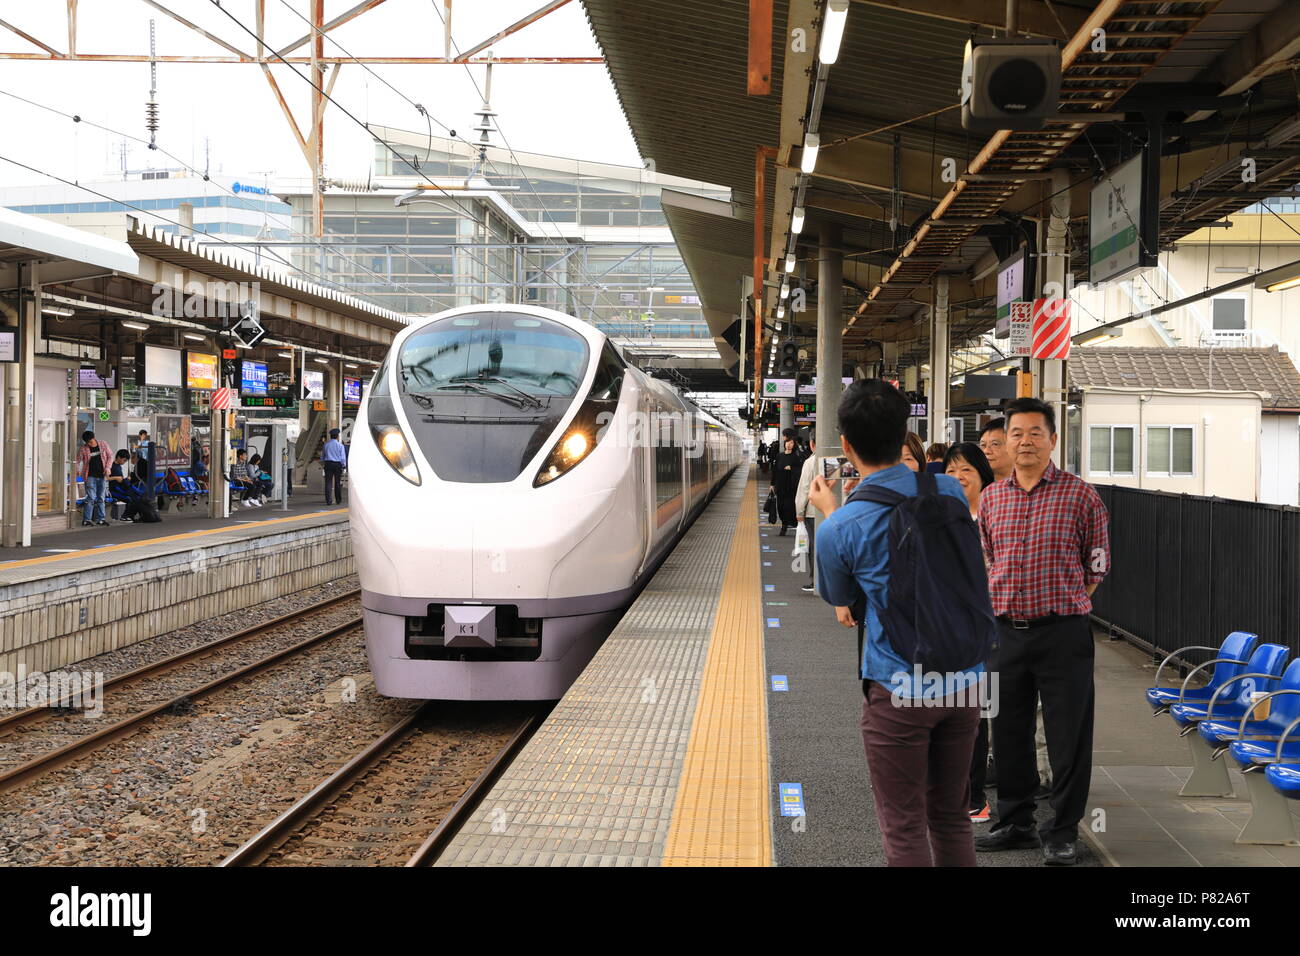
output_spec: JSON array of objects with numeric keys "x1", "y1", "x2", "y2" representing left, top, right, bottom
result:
[
  {"x1": 186, "y1": 352, "x2": 219, "y2": 391},
  {"x1": 343, "y1": 377, "x2": 362, "y2": 405},
  {"x1": 301, "y1": 369, "x2": 325, "y2": 401},
  {"x1": 153, "y1": 414, "x2": 192, "y2": 470}
]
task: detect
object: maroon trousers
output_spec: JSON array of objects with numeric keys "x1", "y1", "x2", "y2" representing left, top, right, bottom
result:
[{"x1": 861, "y1": 681, "x2": 981, "y2": 866}]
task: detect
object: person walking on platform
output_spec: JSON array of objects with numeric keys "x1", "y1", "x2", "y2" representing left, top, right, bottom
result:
[
  {"x1": 944, "y1": 442, "x2": 997, "y2": 823},
  {"x1": 978, "y1": 418, "x2": 1012, "y2": 483},
  {"x1": 78, "y1": 431, "x2": 112, "y2": 527},
  {"x1": 975, "y1": 397, "x2": 1109, "y2": 866},
  {"x1": 924, "y1": 442, "x2": 948, "y2": 474},
  {"x1": 322, "y1": 428, "x2": 347, "y2": 507},
  {"x1": 809, "y1": 380, "x2": 987, "y2": 867},
  {"x1": 135, "y1": 429, "x2": 154, "y2": 497},
  {"x1": 794, "y1": 433, "x2": 820, "y2": 592},
  {"x1": 900, "y1": 432, "x2": 925, "y2": 473},
  {"x1": 769, "y1": 435, "x2": 801, "y2": 536},
  {"x1": 756, "y1": 439, "x2": 768, "y2": 474}
]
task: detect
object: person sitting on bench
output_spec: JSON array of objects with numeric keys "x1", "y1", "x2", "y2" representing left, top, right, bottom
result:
[
  {"x1": 108, "y1": 449, "x2": 143, "y2": 522},
  {"x1": 229, "y1": 449, "x2": 262, "y2": 507},
  {"x1": 248, "y1": 453, "x2": 274, "y2": 501}
]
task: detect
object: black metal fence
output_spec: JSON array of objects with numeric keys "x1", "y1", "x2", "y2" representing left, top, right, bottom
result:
[{"x1": 1091, "y1": 486, "x2": 1300, "y2": 659}]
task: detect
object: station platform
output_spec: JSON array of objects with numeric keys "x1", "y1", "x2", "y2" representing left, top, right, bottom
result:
[
  {"x1": 0, "y1": 492, "x2": 351, "y2": 679},
  {"x1": 0, "y1": 493, "x2": 344, "y2": 582},
  {"x1": 437, "y1": 466, "x2": 1300, "y2": 867}
]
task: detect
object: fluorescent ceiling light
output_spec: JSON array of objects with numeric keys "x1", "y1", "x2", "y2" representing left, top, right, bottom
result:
[
  {"x1": 819, "y1": 0, "x2": 849, "y2": 65},
  {"x1": 1256, "y1": 260, "x2": 1300, "y2": 293},
  {"x1": 800, "y1": 133, "x2": 820, "y2": 174},
  {"x1": 646, "y1": 285, "x2": 664, "y2": 292},
  {"x1": 1077, "y1": 329, "x2": 1119, "y2": 345},
  {"x1": 277, "y1": 352, "x2": 293, "y2": 358},
  {"x1": 122, "y1": 321, "x2": 149, "y2": 331},
  {"x1": 183, "y1": 332, "x2": 206, "y2": 342},
  {"x1": 776, "y1": 306, "x2": 785, "y2": 319},
  {"x1": 775, "y1": 322, "x2": 783, "y2": 331},
  {"x1": 791, "y1": 206, "x2": 805, "y2": 234},
  {"x1": 779, "y1": 283, "x2": 790, "y2": 300},
  {"x1": 313, "y1": 357, "x2": 329, "y2": 364},
  {"x1": 345, "y1": 363, "x2": 359, "y2": 369},
  {"x1": 785, "y1": 254, "x2": 796, "y2": 273},
  {"x1": 42, "y1": 306, "x2": 74, "y2": 317}
]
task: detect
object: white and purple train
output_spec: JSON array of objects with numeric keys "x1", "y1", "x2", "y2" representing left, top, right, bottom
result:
[{"x1": 349, "y1": 304, "x2": 744, "y2": 700}]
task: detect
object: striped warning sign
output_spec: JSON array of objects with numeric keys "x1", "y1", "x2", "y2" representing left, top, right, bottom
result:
[
  {"x1": 1031, "y1": 298, "x2": 1072, "y2": 360},
  {"x1": 210, "y1": 387, "x2": 234, "y2": 410}
]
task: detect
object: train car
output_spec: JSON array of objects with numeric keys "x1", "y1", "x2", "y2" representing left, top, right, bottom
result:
[{"x1": 350, "y1": 303, "x2": 744, "y2": 700}]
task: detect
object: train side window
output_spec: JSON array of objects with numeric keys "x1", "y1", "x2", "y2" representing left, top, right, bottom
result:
[
  {"x1": 588, "y1": 341, "x2": 625, "y2": 403},
  {"x1": 370, "y1": 357, "x2": 390, "y2": 397}
]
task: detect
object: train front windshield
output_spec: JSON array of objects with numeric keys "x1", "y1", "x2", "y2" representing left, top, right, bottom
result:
[{"x1": 395, "y1": 313, "x2": 591, "y2": 482}]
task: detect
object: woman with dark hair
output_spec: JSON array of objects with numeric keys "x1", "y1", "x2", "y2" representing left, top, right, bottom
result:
[
  {"x1": 943, "y1": 440, "x2": 997, "y2": 824},
  {"x1": 769, "y1": 435, "x2": 801, "y2": 535},
  {"x1": 942, "y1": 442, "x2": 995, "y2": 519},
  {"x1": 900, "y1": 431, "x2": 925, "y2": 473}
]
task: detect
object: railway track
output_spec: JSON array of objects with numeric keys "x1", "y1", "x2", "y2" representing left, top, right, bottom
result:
[
  {"x1": 221, "y1": 706, "x2": 541, "y2": 867},
  {"x1": 0, "y1": 591, "x2": 363, "y2": 795}
]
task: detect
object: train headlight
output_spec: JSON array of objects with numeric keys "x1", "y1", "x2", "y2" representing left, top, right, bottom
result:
[
  {"x1": 368, "y1": 392, "x2": 421, "y2": 485},
  {"x1": 534, "y1": 394, "x2": 616, "y2": 488}
]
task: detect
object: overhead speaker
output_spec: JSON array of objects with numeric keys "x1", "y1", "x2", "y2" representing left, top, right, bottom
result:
[{"x1": 960, "y1": 37, "x2": 1060, "y2": 134}]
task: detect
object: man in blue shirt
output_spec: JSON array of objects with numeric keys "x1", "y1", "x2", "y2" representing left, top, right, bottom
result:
[
  {"x1": 321, "y1": 427, "x2": 347, "y2": 506},
  {"x1": 808, "y1": 379, "x2": 984, "y2": 867}
]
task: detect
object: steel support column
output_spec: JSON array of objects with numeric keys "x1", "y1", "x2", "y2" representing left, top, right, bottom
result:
[
  {"x1": 816, "y1": 222, "x2": 844, "y2": 459},
  {"x1": 3, "y1": 265, "x2": 36, "y2": 548},
  {"x1": 928, "y1": 274, "x2": 950, "y2": 444},
  {"x1": 1042, "y1": 166, "x2": 1070, "y2": 467}
]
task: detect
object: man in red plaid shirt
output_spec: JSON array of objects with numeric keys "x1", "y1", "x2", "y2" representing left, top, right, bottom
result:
[{"x1": 974, "y1": 397, "x2": 1109, "y2": 866}]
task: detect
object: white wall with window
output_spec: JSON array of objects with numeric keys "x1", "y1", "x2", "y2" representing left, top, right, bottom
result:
[{"x1": 1081, "y1": 388, "x2": 1262, "y2": 501}]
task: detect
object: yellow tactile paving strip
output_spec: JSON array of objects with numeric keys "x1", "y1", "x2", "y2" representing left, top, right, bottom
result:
[
  {"x1": 0, "y1": 509, "x2": 347, "y2": 573},
  {"x1": 661, "y1": 474, "x2": 772, "y2": 866}
]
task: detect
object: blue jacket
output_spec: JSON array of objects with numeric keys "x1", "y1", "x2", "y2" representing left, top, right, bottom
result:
[{"x1": 815, "y1": 462, "x2": 985, "y2": 699}]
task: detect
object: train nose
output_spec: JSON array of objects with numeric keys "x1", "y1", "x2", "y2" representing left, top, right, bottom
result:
[
  {"x1": 352, "y1": 479, "x2": 476, "y2": 598},
  {"x1": 470, "y1": 486, "x2": 618, "y2": 600}
]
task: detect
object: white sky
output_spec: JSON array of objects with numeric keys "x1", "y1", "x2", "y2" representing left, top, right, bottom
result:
[{"x1": 0, "y1": 0, "x2": 643, "y2": 188}]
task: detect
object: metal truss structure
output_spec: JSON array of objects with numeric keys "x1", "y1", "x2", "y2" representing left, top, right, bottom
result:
[{"x1": 0, "y1": 1, "x2": 602, "y2": 236}]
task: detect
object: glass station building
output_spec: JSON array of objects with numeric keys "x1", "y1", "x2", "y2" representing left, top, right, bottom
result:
[{"x1": 273, "y1": 127, "x2": 729, "y2": 350}]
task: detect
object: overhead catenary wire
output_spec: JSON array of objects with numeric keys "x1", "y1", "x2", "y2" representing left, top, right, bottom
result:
[
  {"x1": 240, "y1": 0, "x2": 609, "y2": 317},
  {"x1": 0, "y1": 89, "x2": 461, "y2": 312},
  {"x1": 0, "y1": 150, "x2": 403, "y2": 348}
]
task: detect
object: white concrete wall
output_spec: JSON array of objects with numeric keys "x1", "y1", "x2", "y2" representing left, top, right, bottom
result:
[
  {"x1": 1082, "y1": 388, "x2": 1261, "y2": 501},
  {"x1": 1260, "y1": 414, "x2": 1300, "y2": 507}
]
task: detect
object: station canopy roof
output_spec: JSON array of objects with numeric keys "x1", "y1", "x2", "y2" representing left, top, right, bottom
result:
[
  {"x1": 0, "y1": 204, "x2": 139, "y2": 286},
  {"x1": 582, "y1": 0, "x2": 1300, "y2": 372}
]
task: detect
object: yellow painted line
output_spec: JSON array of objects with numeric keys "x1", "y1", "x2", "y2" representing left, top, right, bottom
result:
[
  {"x1": 662, "y1": 473, "x2": 772, "y2": 867},
  {"x1": 0, "y1": 509, "x2": 347, "y2": 572}
]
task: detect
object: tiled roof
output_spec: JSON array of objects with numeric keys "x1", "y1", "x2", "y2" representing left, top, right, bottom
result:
[{"x1": 1070, "y1": 346, "x2": 1300, "y2": 411}]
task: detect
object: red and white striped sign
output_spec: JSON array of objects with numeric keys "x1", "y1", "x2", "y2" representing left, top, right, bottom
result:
[
  {"x1": 210, "y1": 387, "x2": 234, "y2": 410},
  {"x1": 1031, "y1": 298, "x2": 1072, "y2": 360}
]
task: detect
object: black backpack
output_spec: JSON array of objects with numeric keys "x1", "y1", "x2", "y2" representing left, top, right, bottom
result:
[{"x1": 847, "y1": 471, "x2": 995, "y2": 673}]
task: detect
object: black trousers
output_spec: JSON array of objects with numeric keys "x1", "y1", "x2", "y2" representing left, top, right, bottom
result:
[
  {"x1": 990, "y1": 615, "x2": 1094, "y2": 843},
  {"x1": 323, "y1": 461, "x2": 344, "y2": 505},
  {"x1": 970, "y1": 717, "x2": 990, "y2": 810}
]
